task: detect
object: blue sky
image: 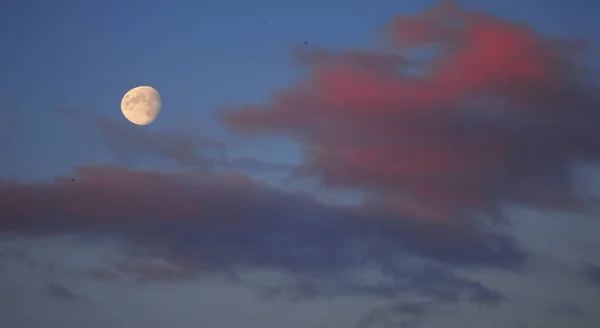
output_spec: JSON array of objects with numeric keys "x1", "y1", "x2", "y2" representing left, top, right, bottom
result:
[{"x1": 2, "y1": 0, "x2": 600, "y2": 327}]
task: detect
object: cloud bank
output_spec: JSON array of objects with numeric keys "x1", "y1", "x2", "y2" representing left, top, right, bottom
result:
[{"x1": 0, "y1": 165, "x2": 524, "y2": 287}]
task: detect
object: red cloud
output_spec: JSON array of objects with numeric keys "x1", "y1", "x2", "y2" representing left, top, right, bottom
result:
[
  {"x1": 0, "y1": 165, "x2": 264, "y2": 226},
  {"x1": 222, "y1": 1, "x2": 599, "y2": 220}
]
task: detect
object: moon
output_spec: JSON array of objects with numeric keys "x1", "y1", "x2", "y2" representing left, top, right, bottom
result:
[{"x1": 120, "y1": 86, "x2": 161, "y2": 125}]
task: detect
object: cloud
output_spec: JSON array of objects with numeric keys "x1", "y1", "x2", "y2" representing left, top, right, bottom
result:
[
  {"x1": 259, "y1": 264, "x2": 505, "y2": 304},
  {"x1": 582, "y1": 263, "x2": 600, "y2": 287},
  {"x1": 221, "y1": 1, "x2": 600, "y2": 222},
  {"x1": 59, "y1": 107, "x2": 295, "y2": 173},
  {"x1": 95, "y1": 258, "x2": 198, "y2": 284},
  {"x1": 94, "y1": 114, "x2": 294, "y2": 173},
  {"x1": 96, "y1": 117, "x2": 227, "y2": 168},
  {"x1": 0, "y1": 164, "x2": 521, "y2": 302},
  {"x1": 46, "y1": 282, "x2": 78, "y2": 301},
  {"x1": 356, "y1": 302, "x2": 432, "y2": 328},
  {"x1": 98, "y1": 118, "x2": 296, "y2": 171}
]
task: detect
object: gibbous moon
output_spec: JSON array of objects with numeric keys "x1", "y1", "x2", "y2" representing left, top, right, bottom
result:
[{"x1": 120, "y1": 86, "x2": 161, "y2": 125}]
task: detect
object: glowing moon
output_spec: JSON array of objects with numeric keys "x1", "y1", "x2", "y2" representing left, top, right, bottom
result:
[{"x1": 120, "y1": 86, "x2": 161, "y2": 125}]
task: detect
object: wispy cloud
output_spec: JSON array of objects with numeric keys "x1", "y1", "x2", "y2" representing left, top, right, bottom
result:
[
  {"x1": 60, "y1": 107, "x2": 296, "y2": 173},
  {"x1": 46, "y1": 282, "x2": 79, "y2": 301}
]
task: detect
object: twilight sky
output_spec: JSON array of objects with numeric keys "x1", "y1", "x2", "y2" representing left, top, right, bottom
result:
[{"x1": 2, "y1": 0, "x2": 600, "y2": 327}]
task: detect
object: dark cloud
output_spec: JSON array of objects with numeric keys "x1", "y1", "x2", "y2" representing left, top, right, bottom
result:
[
  {"x1": 356, "y1": 302, "x2": 433, "y2": 328},
  {"x1": 582, "y1": 263, "x2": 600, "y2": 287},
  {"x1": 222, "y1": 1, "x2": 600, "y2": 223},
  {"x1": 0, "y1": 164, "x2": 521, "y2": 301},
  {"x1": 46, "y1": 282, "x2": 78, "y2": 301}
]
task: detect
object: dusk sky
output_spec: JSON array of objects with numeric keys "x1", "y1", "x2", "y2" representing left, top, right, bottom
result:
[{"x1": 2, "y1": 0, "x2": 600, "y2": 327}]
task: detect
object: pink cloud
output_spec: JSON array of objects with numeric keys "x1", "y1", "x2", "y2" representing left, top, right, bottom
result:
[
  {"x1": 222, "y1": 1, "x2": 600, "y2": 221},
  {"x1": 0, "y1": 165, "x2": 265, "y2": 225}
]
